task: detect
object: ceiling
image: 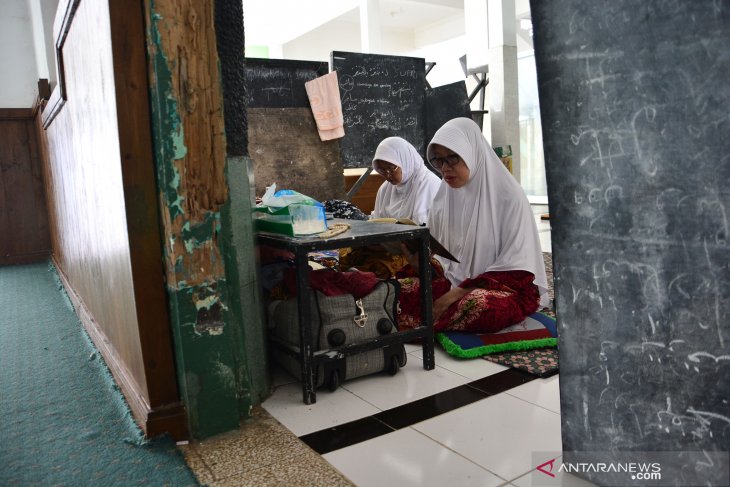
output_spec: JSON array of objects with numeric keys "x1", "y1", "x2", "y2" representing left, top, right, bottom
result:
[{"x1": 243, "y1": 0, "x2": 532, "y2": 50}]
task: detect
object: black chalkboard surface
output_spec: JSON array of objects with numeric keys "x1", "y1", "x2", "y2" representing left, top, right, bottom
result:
[
  {"x1": 245, "y1": 58, "x2": 328, "y2": 108},
  {"x1": 532, "y1": 1, "x2": 730, "y2": 485},
  {"x1": 332, "y1": 51, "x2": 425, "y2": 168},
  {"x1": 424, "y1": 81, "x2": 472, "y2": 148}
]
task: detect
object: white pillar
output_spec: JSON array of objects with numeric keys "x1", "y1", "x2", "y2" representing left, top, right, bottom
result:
[
  {"x1": 360, "y1": 0, "x2": 382, "y2": 54},
  {"x1": 464, "y1": 0, "x2": 489, "y2": 72},
  {"x1": 487, "y1": 0, "x2": 520, "y2": 182}
]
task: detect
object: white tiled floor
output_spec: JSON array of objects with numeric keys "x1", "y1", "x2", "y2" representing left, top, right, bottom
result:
[
  {"x1": 261, "y1": 206, "x2": 596, "y2": 486},
  {"x1": 263, "y1": 346, "x2": 580, "y2": 486},
  {"x1": 323, "y1": 427, "x2": 507, "y2": 487}
]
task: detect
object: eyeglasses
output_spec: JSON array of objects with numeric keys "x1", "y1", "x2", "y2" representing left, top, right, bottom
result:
[
  {"x1": 374, "y1": 163, "x2": 400, "y2": 176},
  {"x1": 428, "y1": 153, "x2": 462, "y2": 170}
]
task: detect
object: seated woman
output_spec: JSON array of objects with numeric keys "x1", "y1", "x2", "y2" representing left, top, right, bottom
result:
[
  {"x1": 398, "y1": 117, "x2": 549, "y2": 333},
  {"x1": 340, "y1": 137, "x2": 441, "y2": 278},
  {"x1": 370, "y1": 136, "x2": 441, "y2": 225}
]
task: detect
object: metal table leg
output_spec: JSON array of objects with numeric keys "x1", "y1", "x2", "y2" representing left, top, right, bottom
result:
[
  {"x1": 294, "y1": 249, "x2": 316, "y2": 404},
  {"x1": 418, "y1": 234, "x2": 435, "y2": 370}
]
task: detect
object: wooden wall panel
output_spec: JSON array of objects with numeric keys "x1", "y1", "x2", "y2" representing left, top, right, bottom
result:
[
  {"x1": 107, "y1": 0, "x2": 183, "y2": 436},
  {"x1": 43, "y1": 0, "x2": 147, "y2": 396},
  {"x1": 39, "y1": 0, "x2": 184, "y2": 438},
  {"x1": 0, "y1": 109, "x2": 50, "y2": 265},
  {"x1": 345, "y1": 172, "x2": 386, "y2": 215}
]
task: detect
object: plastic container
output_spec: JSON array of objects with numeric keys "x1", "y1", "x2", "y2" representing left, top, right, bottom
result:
[{"x1": 290, "y1": 204, "x2": 327, "y2": 235}]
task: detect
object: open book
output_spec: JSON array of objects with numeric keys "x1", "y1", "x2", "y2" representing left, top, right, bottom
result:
[{"x1": 369, "y1": 218, "x2": 460, "y2": 263}]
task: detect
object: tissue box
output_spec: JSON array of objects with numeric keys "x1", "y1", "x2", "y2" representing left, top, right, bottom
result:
[
  {"x1": 254, "y1": 204, "x2": 327, "y2": 236},
  {"x1": 255, "y1": 213, "x2": 297, "y2": 236}
]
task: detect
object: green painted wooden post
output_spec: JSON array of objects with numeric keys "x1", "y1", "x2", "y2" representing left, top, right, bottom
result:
[
  {"x1": 219, "y1": 156, "x2": 270, "y2": 412},
  {"x1": 143, "y1": 0, "x2": 269, "y2": 438}
]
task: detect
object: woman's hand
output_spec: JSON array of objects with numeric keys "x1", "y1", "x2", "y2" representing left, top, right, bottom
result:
[{"x1": 433, "y1": 287, "x2": 471, "y2": 321}]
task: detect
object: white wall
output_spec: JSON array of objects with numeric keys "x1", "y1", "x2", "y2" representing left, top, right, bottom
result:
[
  {"x1": 409, "y1": 12, "x2": 467, "y2": 88},
  {"x1": 0, "y1": 0, "x2": 40, "y2": 107},
  {"x1": 282, "y1": 11, "x2": 469, "y2": 90},
  {"x1": 283, "y1": 19, "x2": 415, "y2": 63},
  {"x1": 40, "y1": 0, "x2": 60, "y2": 88},
  {"x1": 28, "y1": 0, "x2": 49, "y2": 80},
  {"x1": 283, "y1": 20, "x2": 361, "y2": 61}
]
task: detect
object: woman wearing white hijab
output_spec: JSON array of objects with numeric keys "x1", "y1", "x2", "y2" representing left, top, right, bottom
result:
[
  {"x1": 340, "y1": 137, "x2": 440, "y2": 279},
  {"x1": 400, "y1": 118, "x2": 548, "y2": 333},
  {"x1": 371, "y1": 137, "x2": 441, "y2": 225}
]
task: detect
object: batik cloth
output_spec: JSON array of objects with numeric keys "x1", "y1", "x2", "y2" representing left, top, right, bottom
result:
[{"x1": 397, "y1": 268, "x2": 540, "y2": 333}]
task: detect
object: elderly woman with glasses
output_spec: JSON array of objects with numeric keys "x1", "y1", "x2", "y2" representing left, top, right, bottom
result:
[
  {"x1": 397, "y1": 117, "x2": 549, "y2": 333},
  {"x1": 370, "y1": 136, "x2": 441, "y2": 225},
  {"x1": 340, "y1": 137, "x2": 441, "y2": 279}
]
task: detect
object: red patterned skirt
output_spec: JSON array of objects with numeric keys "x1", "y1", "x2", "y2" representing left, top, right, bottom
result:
[{"x1": 397, "y1": 269, "x2": 540, "y2": 333}]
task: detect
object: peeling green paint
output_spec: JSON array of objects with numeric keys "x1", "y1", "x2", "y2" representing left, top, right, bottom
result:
[
  {"x1": 147, "y1": 2, "x2": 185, "y2": 221},
  {"x1": 185, "y1": 213, "x2": 219, "y2": 241},
  {"x1": 170, "y1": 195, "x2": 184, "y2": 217},
  {"x1": 195, "y1": 295, "x2": 219, "y2": 311},
  {"x1": 181, "y1": 212, "x2": 220, "y2": 255},
  {"x1": 171, "y1": 128, "x2": 187, "y2": 160},
  {"x1": 169, "y1": 170, "x2": 180, "y2": 189},
  {"x1": 197, "y1": 324, "x2": 224, "y2": 336},
  {"x1": 195, "y1": 296, "x2": 226, "y2": 311}
]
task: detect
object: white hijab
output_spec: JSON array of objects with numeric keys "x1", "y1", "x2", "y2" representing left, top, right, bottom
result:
[
  {"x1": 371, "y1": 137, "x2": 441, "y2": 225},
  {"x1": 427, "y1": 118, "x2": 549, "y2": 307}
]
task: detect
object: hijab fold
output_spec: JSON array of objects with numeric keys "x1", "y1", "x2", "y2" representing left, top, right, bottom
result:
[
  {"x1": 371, "y1": 137, "x2": 441, "y2": 225},
  {"x1": 427, "y1": 118, "x2": 549, "y2": 307}
]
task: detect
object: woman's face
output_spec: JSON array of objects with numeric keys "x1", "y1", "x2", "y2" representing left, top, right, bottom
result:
[
  {"x1": 429, "y1": 144, "x2": 470, "y2": 188},
  {"x1": 373, "y1": 159, "x2": 403, "y2": 185}
]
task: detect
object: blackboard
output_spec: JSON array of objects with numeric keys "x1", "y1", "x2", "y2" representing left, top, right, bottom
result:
[
  {"x1": 532, "y1": 1, "x2": 730, "y2": 485},
  {"x1": 424, "y1": 81, "x2": 472, "y2": 148},
  {"x1": 244, "y1": 58, "x2": 328, "y2": 108},
  {"x1": 332, "y1": 51, "x2": 425, "y2": 168}
]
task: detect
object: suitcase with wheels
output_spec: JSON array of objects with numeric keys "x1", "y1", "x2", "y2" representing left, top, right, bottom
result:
[{"x1": 268, "y1": 279, "x2": 407, "y2": 390}]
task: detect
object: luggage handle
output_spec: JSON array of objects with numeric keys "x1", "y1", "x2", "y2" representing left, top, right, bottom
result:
[{"x1": 353, "y1": 298, "x2": 368, "y2": 327}]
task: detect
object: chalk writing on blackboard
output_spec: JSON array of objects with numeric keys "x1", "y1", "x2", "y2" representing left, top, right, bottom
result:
[
  {"x1": 533, "y1": 1, "x2": 730, "y2": 484},
  {"x1": 332, "y1": 51, "x2": 425, "y2": 168},
  {"x1": 245, "y1": 58, "x2": 328, "y2": 108}
]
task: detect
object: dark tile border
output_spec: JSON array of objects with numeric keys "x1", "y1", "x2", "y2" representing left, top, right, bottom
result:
[
  {"x1": 300, "y1": 417, "x2": 395, "y2": 455},
  {"x1": 467, "y1": 368, "x2": 536, "y2": 395},
  {"x1": 300, "y1": 369, "x2": 536, "y2": 455}
]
